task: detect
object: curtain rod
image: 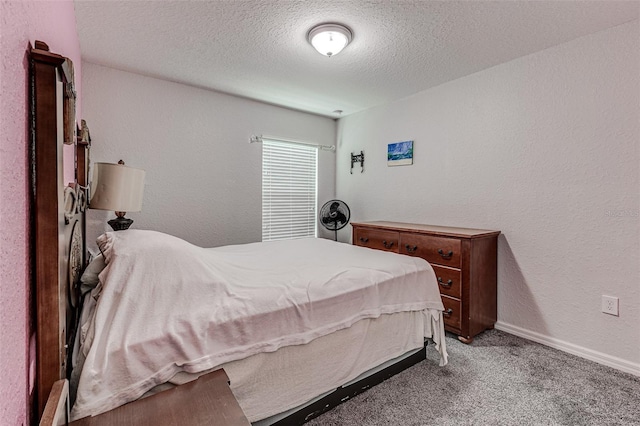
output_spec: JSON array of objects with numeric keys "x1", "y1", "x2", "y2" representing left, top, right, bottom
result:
[{"x1": 250, "y1": 135, "x2": 336, "y2": 152}]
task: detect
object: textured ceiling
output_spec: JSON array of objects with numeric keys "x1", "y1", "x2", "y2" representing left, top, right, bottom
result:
[{"x1": 75, "y1": 1, "x2": 639, "y2": 118}]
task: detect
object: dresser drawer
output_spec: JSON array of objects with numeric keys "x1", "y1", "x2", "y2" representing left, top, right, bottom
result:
[
  {"x1": 441, "y1": 296, "x2": 461, "y2": 330},
  {"x1": 399, "y1": 233, "x2": 461, "y2": 267},
  {"x1": 354, "y1": 228, "x2": 399, "y2": 252},
  {"x1": 432, "y1": 265, "x2": 461, "y2": 299}
]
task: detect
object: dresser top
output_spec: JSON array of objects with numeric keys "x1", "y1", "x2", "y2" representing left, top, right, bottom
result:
[{"x1": 351, "y1": 221, "x2": 501, "y2": 239}]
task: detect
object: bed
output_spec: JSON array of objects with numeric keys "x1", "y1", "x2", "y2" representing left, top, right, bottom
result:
[
  {"x1": 68, "y1": 230, "x2": 448, "y2": 422},
  {"x1": 31, "y1": 40, "x2": 447, "y2": 425}
]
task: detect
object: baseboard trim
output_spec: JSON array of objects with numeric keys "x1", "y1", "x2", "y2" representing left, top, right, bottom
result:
[{"x1": 494, "y1": 321, "x2": 640, "y2": 377}]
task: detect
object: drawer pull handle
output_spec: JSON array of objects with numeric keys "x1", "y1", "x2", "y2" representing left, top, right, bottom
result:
[
  {"x1": 405, "y1": 244, "x2": 418, "y2": 253},
  {"x1": 438, "y1": 277, "x2": 453, "y2": 287},
  {"x1": 359, "y1": 237, "x2": 369, "y2": 243},
  {"x1": 382, "y1": 240, "x2": 394, "y2": 249},
  {"x1": 443, "y1": 308, "x2": 454, "y2": 317},
  {"x1": 438, "y1": 249, "x2": 454, "y2": 259}
]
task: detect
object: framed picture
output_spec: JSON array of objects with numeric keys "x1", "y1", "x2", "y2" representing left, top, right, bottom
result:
[{"x1": 387, "y1": 140, "x2": 413, "y2": 166}]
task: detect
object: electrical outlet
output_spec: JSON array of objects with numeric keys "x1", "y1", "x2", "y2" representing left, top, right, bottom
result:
[{"x1": 601, "y1": 295, "x2": 619, "y2": 316}]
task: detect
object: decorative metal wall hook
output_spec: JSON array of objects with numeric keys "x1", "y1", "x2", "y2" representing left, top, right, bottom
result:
[{"x1": 351, "y1": 151, "x2": 364, "y2": 174}]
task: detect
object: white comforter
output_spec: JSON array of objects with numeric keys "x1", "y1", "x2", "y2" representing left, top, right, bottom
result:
[{"x1": 70, "y1": 230, "x2": 446, "y2": 420}]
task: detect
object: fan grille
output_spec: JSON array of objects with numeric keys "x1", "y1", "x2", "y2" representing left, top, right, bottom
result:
[{"x1": 319, "y1": 200, "x2": 350, "y2": 240}]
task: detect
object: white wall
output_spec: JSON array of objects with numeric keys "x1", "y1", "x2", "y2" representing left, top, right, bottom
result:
[
  {"x1": 82, "y1": 63, "x2": 337, "y2": 250},
  {"x1": 336, "y1": 21, "x2": 639, "y2": 374}
]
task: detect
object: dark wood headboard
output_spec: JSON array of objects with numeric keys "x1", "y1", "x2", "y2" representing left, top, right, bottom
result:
[{"x1": 30, "y1": 40, "x2": 90, "y2": 420}]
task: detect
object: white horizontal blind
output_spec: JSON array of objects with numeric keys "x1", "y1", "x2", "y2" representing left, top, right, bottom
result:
[{"x1": 262, "y1": 140, "x2": 318, "y2": 241}]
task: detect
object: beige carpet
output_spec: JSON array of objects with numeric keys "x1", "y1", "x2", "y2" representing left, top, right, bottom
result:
[{"x1": 306, "y1": 330, "x2": 640, "y2": 425}]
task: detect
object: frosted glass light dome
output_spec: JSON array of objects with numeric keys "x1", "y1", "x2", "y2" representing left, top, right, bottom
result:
[{"x1": 307, "y1": 23, "x2": 353, "y2": 57}]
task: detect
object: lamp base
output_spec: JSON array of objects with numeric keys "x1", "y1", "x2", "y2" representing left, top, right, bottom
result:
[{"x1": 108, "y1": 216, "x2": 133, "y2": 231}]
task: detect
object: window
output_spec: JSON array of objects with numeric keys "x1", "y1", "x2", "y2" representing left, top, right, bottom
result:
[{"x1": 262, "y1": 140, "x2": 318, "y2": 241}]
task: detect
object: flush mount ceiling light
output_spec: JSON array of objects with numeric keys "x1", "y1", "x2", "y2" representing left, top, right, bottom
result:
[{"x1": 307, "y1": 23, "x2": 353, "y2": 57}]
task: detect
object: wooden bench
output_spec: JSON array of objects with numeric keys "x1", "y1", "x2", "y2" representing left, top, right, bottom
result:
[{"x1": 41, "y1": 369, "x2": 250, "y2": 426}]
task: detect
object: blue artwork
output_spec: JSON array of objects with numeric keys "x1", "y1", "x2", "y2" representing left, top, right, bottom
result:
[{"x1": 387, "y1": 140, "x2": 414, "y2": 166}]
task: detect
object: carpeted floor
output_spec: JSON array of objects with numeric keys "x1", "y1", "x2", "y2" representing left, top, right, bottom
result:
[{"x1": 306, "y1": 330, "x2": 640, "y2": 425}]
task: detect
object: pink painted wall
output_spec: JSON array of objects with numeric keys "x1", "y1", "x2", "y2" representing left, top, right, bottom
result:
[{"x1": 0, "y1": 1, "x2": 81, "y2": 424}]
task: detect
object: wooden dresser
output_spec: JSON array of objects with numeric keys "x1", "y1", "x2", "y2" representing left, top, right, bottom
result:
[{"x1": 352, "y1": 221, "x2": 500, "y2": 343}]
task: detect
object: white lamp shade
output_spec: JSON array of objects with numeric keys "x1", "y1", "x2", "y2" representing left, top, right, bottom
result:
[
  {"x1": 308, "y1": 24, "x2": 352, "y2": 57},
  {"x1": 90, "y1": 162, "x2": 145, "y2": 212}
]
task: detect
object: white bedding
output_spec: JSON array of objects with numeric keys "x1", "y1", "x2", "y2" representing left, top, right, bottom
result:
[
  {"x1": 70, "y1": 230, "x2": 447, "y2": 420},
  {"x1": 165, "y1": 310, "x2": 441, "y2": 423}
]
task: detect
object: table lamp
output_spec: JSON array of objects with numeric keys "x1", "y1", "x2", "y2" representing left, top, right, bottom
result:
[{"x1": 89, "y1": 160, "x2": 145, "y2": 231}]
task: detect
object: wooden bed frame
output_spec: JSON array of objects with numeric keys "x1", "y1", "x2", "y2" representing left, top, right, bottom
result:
[
  {"x1": 30, "y1": 40, "x2": 90, "y2": 421},
  {"x1": 30, "y1": 41, "x2": 431, "y2": 425}
]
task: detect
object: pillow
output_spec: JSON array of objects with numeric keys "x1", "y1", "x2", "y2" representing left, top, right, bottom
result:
[{"x1": 80, "y1": 253, "x2": 106, "y2": 294}]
